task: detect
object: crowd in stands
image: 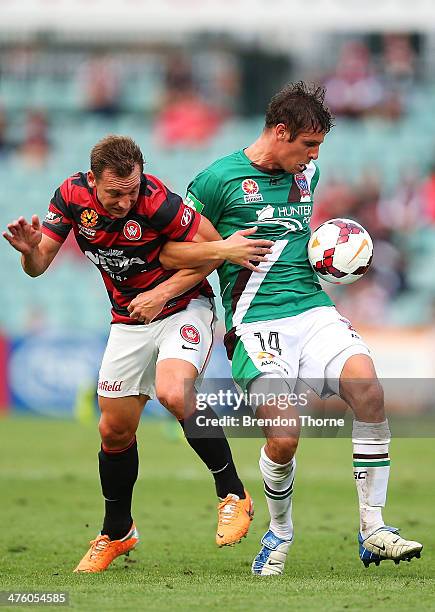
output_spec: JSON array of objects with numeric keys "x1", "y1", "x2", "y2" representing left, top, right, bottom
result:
[
  {"x1": 153, "y1": 55, "x2": 225, "y2": 148},
  {"x1": 323, "y1": 34, "x2": 418, "y2": 121},
  {"x1": 0, "y1": 106, "x2": 50, "y2": 167}
]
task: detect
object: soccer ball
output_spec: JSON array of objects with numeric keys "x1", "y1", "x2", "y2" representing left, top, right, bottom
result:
[{"x1": 308, "y1": 218, "x2": 373, "y2": 285}]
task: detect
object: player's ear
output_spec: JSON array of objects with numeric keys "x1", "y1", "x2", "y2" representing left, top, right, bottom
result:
[
  {"x1": 87, "y1": 170, "x2": 96, "y2": 188},
  {"x1": 275, "y1": 123, "x2": 288, "y2": 142}
]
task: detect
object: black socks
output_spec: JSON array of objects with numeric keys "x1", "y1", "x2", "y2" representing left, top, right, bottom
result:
[
  {"x1": 179, "y1": 405, "x2": 245, "y2": 500},
  {"x1": 99, "y1": 437, "x2": 138, "y2": 541}
]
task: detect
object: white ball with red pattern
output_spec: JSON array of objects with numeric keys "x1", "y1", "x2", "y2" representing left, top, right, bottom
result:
[{"x1": 308, "y1": 218, "x2": 373, "y2": 285}]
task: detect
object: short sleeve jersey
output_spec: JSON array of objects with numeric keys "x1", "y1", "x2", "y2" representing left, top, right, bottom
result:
[
  {"x1": 186, "y1": 150, "x2": 332, "y2": 333},
  {"x1": 42, "y1": 172, "x2": 213, "y2": 324}
]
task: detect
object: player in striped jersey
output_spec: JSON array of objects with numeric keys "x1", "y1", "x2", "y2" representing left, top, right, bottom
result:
[
  {"x1": 159, "y1": 83, "x2": 423, "y2": 574},
  {"x1": 3, "y1": 135, "x2": 275, "y2": 572}
]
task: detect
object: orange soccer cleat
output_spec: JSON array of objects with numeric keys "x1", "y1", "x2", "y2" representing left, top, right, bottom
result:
[
  {"x1": 73, "y1": 523, "x2": 139, "y2": 573},
  {"x1": 216, "y1": 490, "x2": 254, "y2": 547}
]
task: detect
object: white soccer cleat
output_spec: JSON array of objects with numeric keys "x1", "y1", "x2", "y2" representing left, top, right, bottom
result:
[
  {"x1": 359, "y1": 525, "x2": 423, "y2": 567},
  {"x1": 251, "y1": 530, "x2": 292, "y2": 576}
]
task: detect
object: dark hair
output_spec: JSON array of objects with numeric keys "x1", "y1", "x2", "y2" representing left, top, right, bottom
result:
[
  {"x1": 265, "y1": 81, "x2": 334, "y2": 140},
  {"x1": 90, "y1": 135, "x2": 144, "y2": 179}
]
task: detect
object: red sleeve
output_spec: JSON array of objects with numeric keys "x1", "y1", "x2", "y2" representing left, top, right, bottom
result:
[
  {"x1": 142, "y1": 174, "x2": 202, "y2": 242},
  {"x1": 41, "y1": 179, "x2": 73, "y2": 244}
]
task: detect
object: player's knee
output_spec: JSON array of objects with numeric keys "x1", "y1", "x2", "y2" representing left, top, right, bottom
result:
[
  {"x1": 99, "y1": 419, "x2": 136, "y2": 449},
  {"x1": 156, "y1": 388, "x2": 186, "y2": 420},
  {"x1": 266, "y1": 437, "x2": 298, "y2": 464}
]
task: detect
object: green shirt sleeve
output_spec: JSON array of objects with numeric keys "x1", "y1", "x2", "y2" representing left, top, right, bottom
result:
[{"x1": 185, "y1": 169, "x2": 224, "y2": 226}]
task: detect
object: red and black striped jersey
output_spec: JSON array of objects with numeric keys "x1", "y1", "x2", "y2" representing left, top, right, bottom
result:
[{"x1": 41, "y1": 172, "x2": 213, "y2": 324}]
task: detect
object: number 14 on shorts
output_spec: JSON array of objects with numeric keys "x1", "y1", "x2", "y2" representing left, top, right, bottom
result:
[{"x1": 254, "y1": 331, "x2": 282, "y2": 355}]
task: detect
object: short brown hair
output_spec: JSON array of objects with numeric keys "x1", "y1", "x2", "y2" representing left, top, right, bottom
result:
[
  {"x1": 90, "y1": 135, "x2": 144, "y2": 179},
  {"x1": 265, "y1": 81, "x2": 334, "y2": 141}
]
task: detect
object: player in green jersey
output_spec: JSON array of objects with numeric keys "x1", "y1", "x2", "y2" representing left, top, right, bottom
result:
[{"x1": 159, "y1": 82, "x2": 423, "y2": 574}]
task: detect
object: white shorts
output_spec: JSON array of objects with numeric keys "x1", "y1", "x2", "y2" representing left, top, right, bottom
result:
[
  {"x1": 98, "y1": 297, "x2": 215, "y2": 398},
  {"x1": 232, "y1": 306, "x2": 370, "y2": 398}
]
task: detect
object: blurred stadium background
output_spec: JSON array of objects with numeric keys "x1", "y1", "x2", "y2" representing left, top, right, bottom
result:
[
  {"x1": 1, "y1": 2, "x2": 434, "y2": 608},
  {"x1": 2, "y1": 1, "x2": 435, "y2": 415}
]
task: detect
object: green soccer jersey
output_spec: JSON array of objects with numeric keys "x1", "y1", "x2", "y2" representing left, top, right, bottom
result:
[{"x1": 186, "y1": 149, "x2": 333, "y2": 332}]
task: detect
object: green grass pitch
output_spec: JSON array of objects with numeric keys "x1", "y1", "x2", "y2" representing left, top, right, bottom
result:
[{"x1": 0, "y1": 416, "x2": 434, "y2": 611}]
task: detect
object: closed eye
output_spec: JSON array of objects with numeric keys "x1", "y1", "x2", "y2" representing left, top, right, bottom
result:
[{"x1": 106, "y1": 188, "x2": 138, "y2": 197}]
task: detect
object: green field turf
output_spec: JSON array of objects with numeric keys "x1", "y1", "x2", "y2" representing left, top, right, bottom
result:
[{"x1": 0, "y1": 416, "x2": 434, "y2": 611}]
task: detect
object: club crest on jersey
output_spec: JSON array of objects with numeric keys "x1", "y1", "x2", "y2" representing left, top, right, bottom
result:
[
  {"x1": 180, "y1": 324, "x2": 200, "y2": 344},
  {"x1": 80, "y1": 209, "x2": 98, "y2": 228},
  {"x1": 123, "y1": 220, "x2": 142, "y2": 241},
  {"x1": 294, "y1": 173, "x2": 311, "y2": 199},
  {"x1": 241, "y1": 179, "x2": 263, "y2": 203},
  {"x1": 181, "y1": 207, "x2": 193, "y2": 227}
]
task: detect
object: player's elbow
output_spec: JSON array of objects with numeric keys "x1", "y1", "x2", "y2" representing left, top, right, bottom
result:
[
  {"x1": 25, "y1": 269, "x2": 43, "y2": 278},
  {"x1": 21, "y1": 261, "x2": 45, "y2": 278}
]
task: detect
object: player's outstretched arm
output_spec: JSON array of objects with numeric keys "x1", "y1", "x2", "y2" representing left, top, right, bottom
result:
[
  {"x1": 128, "y1": 263, "x2": 218, "y2": 324},
  {"x1": 3, "y1": 215, "x2": 62, "y2": 277},
  {"x1": 161, "y1": 217, "x2": 273, "y2": 272}
]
